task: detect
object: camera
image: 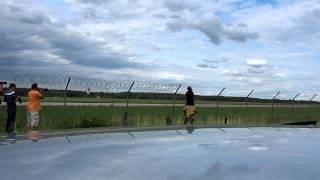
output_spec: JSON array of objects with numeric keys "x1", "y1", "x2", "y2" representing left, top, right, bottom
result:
[
  {"x1": 0, "y1": 81, "x2": 7, "y2": 85},
  {"x1": 18, "y1": 97, "x2": 22, "y2": 104},
  {"x1": 38, "y1": 88, "x2": 48, "y2": 92}
]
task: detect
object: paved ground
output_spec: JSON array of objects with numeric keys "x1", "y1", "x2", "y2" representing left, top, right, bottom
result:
[{"x1": 1, "y1": 127, "x2": 320, "y2": 180}]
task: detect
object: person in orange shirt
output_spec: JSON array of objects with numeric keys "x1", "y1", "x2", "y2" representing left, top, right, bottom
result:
[{"x1": 27, "y1": 83, "x2": 44, "y2": 141}]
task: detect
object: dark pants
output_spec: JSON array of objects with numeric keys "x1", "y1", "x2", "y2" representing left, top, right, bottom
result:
[
  {"x1": 6, "y1": 105, "x2": 16, "y2": 133},
  {"x1": 184, "y1": 115, "x2": 194, "y2": 125}
]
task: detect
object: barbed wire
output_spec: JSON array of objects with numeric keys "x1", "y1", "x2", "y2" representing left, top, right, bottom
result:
[
  {"x1": 13, "y1": 74, "x2": 319, "y2": 101},
  {"x1": 14, "y1": 74, "x2": 181, "y2": 93}
]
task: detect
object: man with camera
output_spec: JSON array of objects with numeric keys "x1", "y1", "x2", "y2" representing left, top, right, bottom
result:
[
  {"x1": 3, "y1": 83, "x2": 21, "y2": 140},
  {"x1": 27, "y1": 83, "x2": 45, "y2": 141}
]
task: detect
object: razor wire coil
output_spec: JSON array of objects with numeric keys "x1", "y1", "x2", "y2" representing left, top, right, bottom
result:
[{"x1": 14, "y1": 74, "x2": 181, "y2": 93}]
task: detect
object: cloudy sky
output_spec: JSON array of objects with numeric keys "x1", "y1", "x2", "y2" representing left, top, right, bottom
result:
[{"x1": 0, "y1": 0, "x2": 319, "y2": 99}]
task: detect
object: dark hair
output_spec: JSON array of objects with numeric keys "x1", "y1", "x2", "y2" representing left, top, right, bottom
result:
[
  {"x1": 31, "y1": 83, "x2": 38, "y2": 90},
  {"x1": 9, "y1": 83, "x2": 16, "y2": 88},
  {"x1": 187, "y1": 86, "x2": 192, "y2": 91}
]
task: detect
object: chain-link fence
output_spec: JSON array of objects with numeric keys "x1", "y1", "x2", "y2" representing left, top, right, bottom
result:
[
  {"x1": 192, "y1": 87, "x2": 319, "y2": 126},
  {"x1": 0, "y1": 74, "x2": 319, "y2": 133}
]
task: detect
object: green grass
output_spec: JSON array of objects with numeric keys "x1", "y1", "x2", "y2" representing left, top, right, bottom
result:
[
  {"x1": 22, "y1": 97, "x2": 289, "y2": 105},
  {"x1": 0, "y1": 106, "x2": 319, "y2": 133}
]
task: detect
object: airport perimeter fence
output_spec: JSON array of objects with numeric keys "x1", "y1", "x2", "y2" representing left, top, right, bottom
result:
[{"x1": 0, "y1": 74, "x2": 319, "y2": 133}]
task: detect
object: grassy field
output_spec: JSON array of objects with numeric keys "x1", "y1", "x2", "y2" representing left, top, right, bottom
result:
[
  {"x1": 16, "y1": 97, "x2": 317, "y2": 108},
  {"x1": 0, "y1": 105, "x2": 319, "y2": 133}
]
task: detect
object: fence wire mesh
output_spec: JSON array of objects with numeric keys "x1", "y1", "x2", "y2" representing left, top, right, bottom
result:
[{"x1": 0, "y1": 74, "x2": 319, "y2": 134}]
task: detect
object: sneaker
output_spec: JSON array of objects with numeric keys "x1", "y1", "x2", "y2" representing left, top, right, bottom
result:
[{"x1": 4, "y1": 136, "x2": 16, "y2": 141}]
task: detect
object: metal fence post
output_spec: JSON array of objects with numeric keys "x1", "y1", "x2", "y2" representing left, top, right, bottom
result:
[
  {"x1": 64, "y1": 76, "x2": 71, "y2": 107},
  {"x1": 246, "y1": 90, "x2": 254, "y2": 110},
  {"x1": 271, "y1": 91, "x2": 280, "y2": 122},
  {"x1": 216, "y1": 88, "x2": 225, "y2": 122},
  {"x1": 169, "y1": 84, "x2": 181, "y2": 125},
  {"x1": 122, "y1": 81, "x2": 134, "y2": 128},
  {"x1": 216, "y1": 88, "x2": 226, "y2": 110},
  {"x1": 308, "y1": 94, "x2": 317, "y2": 121},
  {"x1": 291, "y1": 92, "x2": 300, "y2": 112}
]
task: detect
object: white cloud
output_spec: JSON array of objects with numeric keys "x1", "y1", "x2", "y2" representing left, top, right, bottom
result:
[
  {"x1": 274, "y1": 73, "x2": 286, "y2": 78},
  {"x1": 220, "y1": 69, "x2": 242, "y2": 77},
  {"x1": 167, "y1": 13, "x2": 258, "y2": 45},
  {"x1": 0, "y1": 0, "x2": 319, "y2": 95},
  {"x1": 245, "y1": 59, "x2": 267, "y2": 68},
  {"x1": 157, "y1": 71, "x2": 185, "y2": 81},
  {"x1": 230, "y1": 0, "x2": 320, "y2": 49}
]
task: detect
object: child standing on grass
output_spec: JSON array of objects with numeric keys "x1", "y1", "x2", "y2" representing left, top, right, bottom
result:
[
  {"x1": 27, "y1": 83, "x2": 43, "y2": 141},
  {"x1": 183, "y1": 105, "x2": 197, "y2": 125}
]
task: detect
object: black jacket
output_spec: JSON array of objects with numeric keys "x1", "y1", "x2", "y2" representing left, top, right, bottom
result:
[
  {"x1": 4, "y1": 90, "x2": 17, "y2": 107},
  {"x1": 185, "y1": 90, "x2": 195, "y2": 105}
]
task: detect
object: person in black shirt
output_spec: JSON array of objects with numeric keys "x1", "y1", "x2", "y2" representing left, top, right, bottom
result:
[
  {"x1": 185, "y1": 86, "x2": 194, "y2": 105},
  {"x1": 4, "y1": 83, "x2": 21, "y2": 137},
  {"x1": 183, "y1": 86, "x2": 197, "y2": 126}
]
